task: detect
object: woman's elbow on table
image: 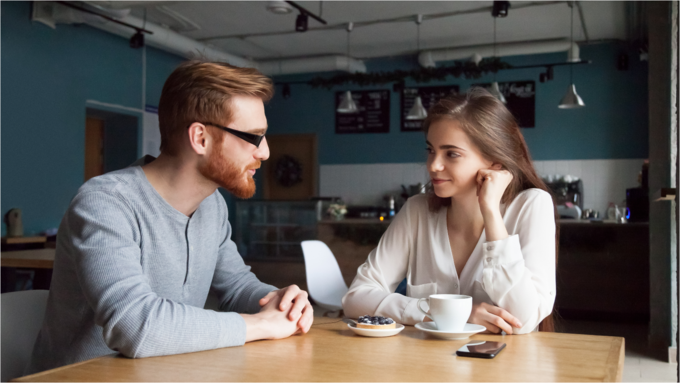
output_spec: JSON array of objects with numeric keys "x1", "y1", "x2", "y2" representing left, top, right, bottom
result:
[{"x1": 342, "y1": 291, "x2": 369, "y2": 319}]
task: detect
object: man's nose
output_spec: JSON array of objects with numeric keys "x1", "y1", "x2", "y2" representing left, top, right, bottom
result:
[{"x1": 255, "y1": 137, "x2": 270, "y2": 161}]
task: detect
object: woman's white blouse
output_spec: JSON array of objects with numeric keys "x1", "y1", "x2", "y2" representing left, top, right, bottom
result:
[{"x1": 342, "y1": 188, "x2": 556, "y2": 334}]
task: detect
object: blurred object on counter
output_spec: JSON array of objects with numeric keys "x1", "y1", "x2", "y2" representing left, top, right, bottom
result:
[
  {"x1": 581, "y1": 209, "x2": 599, "y2": 219},
  {"x1": 385, "y1": 195, "x2": 396, "y2": 217},
  {"x1": 312, "y1": 197, "x2": 342, "y2": 221},
  {"x1": 4, "y1": 209, "x2": 23, "y2": 238},
  {"x1": 346, "y1": 205, "x2": 389, "y2": 219},
  {"x1": 544, "y1": 175, "x2": 583, "y2": 219},
  {"x1": 327, "y1": 202, "x2": 347, "y2": 221},
  {"x1": 557, "y1": 203, "x2": 582, "y2": 219}
]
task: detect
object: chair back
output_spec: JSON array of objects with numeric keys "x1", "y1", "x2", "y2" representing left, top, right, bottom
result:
[
  {"x1": 301, "y1": 240, "x2": 348, "y2": 311},
  {"x1": 1, "y1": 290, "x2": 49, "y2": 382}
]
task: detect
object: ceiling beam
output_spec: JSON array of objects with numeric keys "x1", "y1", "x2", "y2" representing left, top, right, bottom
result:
[{"x1": 196, "y1": 1, "x2": 567, "y2": 42}]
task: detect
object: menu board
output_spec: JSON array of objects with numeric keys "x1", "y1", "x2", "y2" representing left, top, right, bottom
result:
[
  {"x1": 335, "y1": 90, "x2": 390, "y2": 134},
  {"x1": 401, "y1": 85, "x2": 460, "y2": 132},
  {"x1": 472, "y1": 81, "x2": 536, "y2": 128}
]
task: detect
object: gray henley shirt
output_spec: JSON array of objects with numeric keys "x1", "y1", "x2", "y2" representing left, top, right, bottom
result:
[{"x1": 26, "y1": 162, "x2": 276, "y2": 374}]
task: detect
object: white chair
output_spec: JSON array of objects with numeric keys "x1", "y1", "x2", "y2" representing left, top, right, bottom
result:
[
  {"x1": 1, "y1": 290, "x2": 49, "y2": 382},
  {"x1": 301, "y1": 240, "x2": 348, "y2": 313}
]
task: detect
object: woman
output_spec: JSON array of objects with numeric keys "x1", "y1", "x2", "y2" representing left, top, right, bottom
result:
[{"x1": 342, "y1": 88, "x2": 557, "y2": 334}]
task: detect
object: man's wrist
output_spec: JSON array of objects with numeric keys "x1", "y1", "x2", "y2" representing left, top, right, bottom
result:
[{"x1": 240, "y1": 313, "x2": 268, "y2": 342}]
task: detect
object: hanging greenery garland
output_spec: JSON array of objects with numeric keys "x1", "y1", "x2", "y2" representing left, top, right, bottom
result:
[
  {"x1": 307, "y1": 58, "x2": 512, "y2": 89},
  {"x1": 274, "y1": 155, "x2": 303, "y2": 187}
]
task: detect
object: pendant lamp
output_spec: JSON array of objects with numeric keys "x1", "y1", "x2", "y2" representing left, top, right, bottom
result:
[
  {"x1": 489, "y1": 82, "x2": 507, "y2": 104},
  {"x1": 337, "y1": 90, "x2": 358, "y2": 113},
  {"x1": 559, "y1": 3, "x2": 585, "y2": 109},
  {"x1": 490, "y1": 17, "x2": 507, "y2": 104},
  {"x1": 406, "y1": 95, "x2": 428, "y2": 120},
  {"x1": 337, "y1": 23, "x2": 359, "y2": 114},
  {"x1": 406, "y1": 15, "x2": 428, "y2": 120}
]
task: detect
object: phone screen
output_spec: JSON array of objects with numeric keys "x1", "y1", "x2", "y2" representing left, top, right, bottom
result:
[{"x1": 456, "y1": 341, "x2": 506, "y2": 359}]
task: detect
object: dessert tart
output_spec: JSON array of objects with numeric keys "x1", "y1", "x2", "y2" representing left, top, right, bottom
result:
[{"x1": 357, "y1": 315, "x2": 396, "y2": 329}]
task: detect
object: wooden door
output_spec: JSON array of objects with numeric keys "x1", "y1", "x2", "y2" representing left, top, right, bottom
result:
[
  {"x1": 263, "y1": 134, "x2": 318, "y2": 200},
  {"x1": 84, "y1": 117, "x2": 105, "y2": 181}
]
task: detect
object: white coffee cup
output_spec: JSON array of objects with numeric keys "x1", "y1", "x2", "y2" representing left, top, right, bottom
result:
[{"x1": 417, "y1": 294, "x2": 472, "y2": 332}]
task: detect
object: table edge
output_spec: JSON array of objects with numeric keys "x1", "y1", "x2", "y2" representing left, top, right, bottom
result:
[
  {"x1": 12, "y1": 355, "x2": 116, "y2": 382},
  {"x1": 603, "y1": 337, "x2": 625, "y2": 382}
]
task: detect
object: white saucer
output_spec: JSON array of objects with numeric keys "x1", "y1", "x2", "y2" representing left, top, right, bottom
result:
[
  {"x1": 415, "y1": 322, "x2": 486, "y2": 340},
  {"x1": 347, "y1": 322, "x2": 405, "y2": 337}
]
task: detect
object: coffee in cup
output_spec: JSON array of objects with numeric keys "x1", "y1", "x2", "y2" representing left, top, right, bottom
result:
[{"x1": 417, "y1": 294, "x2": 472, "y2": 332}]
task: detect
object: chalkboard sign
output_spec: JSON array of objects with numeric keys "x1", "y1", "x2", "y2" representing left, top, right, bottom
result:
[
  {"x1": 472, "y1": 81, "x2": 536, "y2": 128},
  {"x1": 335, "y1": 90, "x2": 390, "y2": 134},
  {"x1": 401, "y1": 85, "x2": 460, "y2": 132}
]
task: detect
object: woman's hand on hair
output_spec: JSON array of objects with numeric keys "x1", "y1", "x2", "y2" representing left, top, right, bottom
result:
[
  {"x1": 476, "y1": 165, "x2": 513, "y2": 215},
  {"x1": 469, "y1": 302, "x2": 522, "y2": 335},
  {"x1": 476, "y1": 165, "x2": 512, "y2": 241}
]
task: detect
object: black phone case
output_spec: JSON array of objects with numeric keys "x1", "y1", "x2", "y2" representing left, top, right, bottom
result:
[{"x1": 456, "y1": 343, "x2": 506, "y2": 359}]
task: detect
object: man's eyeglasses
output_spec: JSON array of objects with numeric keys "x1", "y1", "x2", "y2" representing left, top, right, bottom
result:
[{"x1": 200, "y1": 122, "x2": 265, "y2": 148}]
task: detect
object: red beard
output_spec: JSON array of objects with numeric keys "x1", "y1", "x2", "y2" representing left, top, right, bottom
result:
[{"x1": 198, "y1": 142, "x2": 259, "y2": 199}]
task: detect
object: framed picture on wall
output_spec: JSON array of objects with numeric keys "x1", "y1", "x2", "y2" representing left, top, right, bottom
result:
[
  {"x1": 401, "y1": 85, "x2": 460, "y2": 132},
  {"x1": 471, "y1": 81, "x2": 536, "y2": 128},
  {"x1": 335, "y1": 90, "x2": 390, "y2": 134}
]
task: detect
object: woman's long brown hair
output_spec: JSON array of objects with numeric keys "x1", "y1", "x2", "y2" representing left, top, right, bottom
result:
[{"x1": 423, "y1": 87, "x2": 559, "y2": 332}]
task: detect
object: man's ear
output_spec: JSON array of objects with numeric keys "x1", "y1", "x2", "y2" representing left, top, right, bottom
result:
[{"x1": 187, "y1": 123, "x2": 209, "y2": 155}]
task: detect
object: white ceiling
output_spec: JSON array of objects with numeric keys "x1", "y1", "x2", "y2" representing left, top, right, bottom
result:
[{"x1": 123, "y1": 1, "x2": 628, "y2": 61}]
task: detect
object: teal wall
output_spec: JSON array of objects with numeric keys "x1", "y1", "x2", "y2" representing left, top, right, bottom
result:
[
  {"x1": 265, "y1": 42, "x2": 649, "y2": 164},
  {"x1": 1, "y1": 1, "x2": 185, "y2": 235},
  {"x1": 2, "y1": 0, "x2": 649, "y2": 235}
]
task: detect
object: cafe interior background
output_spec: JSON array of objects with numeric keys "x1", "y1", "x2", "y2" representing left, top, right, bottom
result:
[{"x1": 1, "y1": 0, "x2": 678, "y2": 380}]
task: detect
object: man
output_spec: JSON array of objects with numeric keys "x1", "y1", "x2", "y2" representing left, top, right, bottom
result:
[{"x1": 27, "y1": 61, "x2": 313, "y2": 374}]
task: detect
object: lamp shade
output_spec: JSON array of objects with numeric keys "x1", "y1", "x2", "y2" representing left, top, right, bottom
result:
[
  {"x1": 558, "y1": 84, "x2": 585, "y2": 109},
  {"x1": 337, "y1": 91, "x2": 359, "y2": 113},
  {"x1": 490, "y1": 82, "x2": 507, "y2": 104},
  {"x1": 406, "y1": 96, "x2": 428, "y2": 120}
]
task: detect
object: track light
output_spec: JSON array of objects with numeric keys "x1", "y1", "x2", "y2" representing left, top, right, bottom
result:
[
  {"x1": 295, "y1": 13, "x2": 308, "y2": 32},
  {"x1": 129, "y1": 31, "x2": 144, "y2": 49},
  {"x1": 492, "y1": 1, "x2": 511, "y2": 18},
  {"x1": 539, "y1": 66, "x2": 554, "y2": 83}
]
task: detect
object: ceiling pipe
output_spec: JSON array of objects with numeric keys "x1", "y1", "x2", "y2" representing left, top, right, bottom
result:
[
  {"x1": 41, "y1": 2, "x2": 367, "y2": 75},
  {"x1": 258, "y1": 55, "x2": 367, "y2": 75},
  {"x1": 418, "y1": 38, "x2": 577, "y2": 67},
  {"x1": 81, "y1": 12, "x2": 257, "y2": 67}
]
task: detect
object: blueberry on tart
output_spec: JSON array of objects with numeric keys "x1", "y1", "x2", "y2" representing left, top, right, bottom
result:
[{"x1": 357, "y1": 315, "x2": 396, "y2": 329}]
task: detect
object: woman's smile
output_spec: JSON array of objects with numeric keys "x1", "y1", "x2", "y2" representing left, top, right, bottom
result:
[{"x1": 431, "y1": 177, "x2": 450, "y2": 185}]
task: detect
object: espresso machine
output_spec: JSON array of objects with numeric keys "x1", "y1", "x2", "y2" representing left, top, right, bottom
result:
[{"x1": 545, "y1": 177, "x2": 583, "y2": 219}]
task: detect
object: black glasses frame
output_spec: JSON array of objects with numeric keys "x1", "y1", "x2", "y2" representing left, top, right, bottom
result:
[{"x1": 200, "y1": 122, "x2": 265, "y2": 148}]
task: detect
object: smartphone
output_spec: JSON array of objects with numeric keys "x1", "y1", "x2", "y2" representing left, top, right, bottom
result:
[{"x1": 456, "y1": 341, "x2": 506, "y2": 359}]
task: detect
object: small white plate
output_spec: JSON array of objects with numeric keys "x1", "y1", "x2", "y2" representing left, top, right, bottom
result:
[
  {"x1": 347, "y1": 322, "x2": 405, "y2": 337},
  {"x1": 415, "y1": 322, "x2": 486, "y2": 340}
]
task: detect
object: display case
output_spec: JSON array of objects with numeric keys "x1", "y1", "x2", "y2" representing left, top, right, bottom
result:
[{"x1": 234, "y1": 200, "x2": 318, "y2": 261}]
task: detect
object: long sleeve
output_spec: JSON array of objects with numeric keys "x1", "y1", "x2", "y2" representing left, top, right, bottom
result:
[
  {"x1": 69, "y1": 191, "x2": 253, "y2": 358},
  {"x1": 210, "y1": 197, "x2": 277, "y2": 314},
  {"x1": 342, "y1": 200, "x2": 426, "y2": 325},
  {"x1": 481, "y1": 190, "x2": 556, "y2": 334}
]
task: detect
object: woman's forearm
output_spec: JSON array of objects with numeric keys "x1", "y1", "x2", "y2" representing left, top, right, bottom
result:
[{"x1": 481, "y1": 208, "x2": 509, "y2": 242}]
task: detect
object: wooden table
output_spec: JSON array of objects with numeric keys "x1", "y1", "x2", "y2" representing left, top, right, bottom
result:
[
  {"x1": 16, "y1": 318, "x2": 624, "y2": 382},
  {"x1": 1, "y1": 249, "x2": 55, "y2": 269}
]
